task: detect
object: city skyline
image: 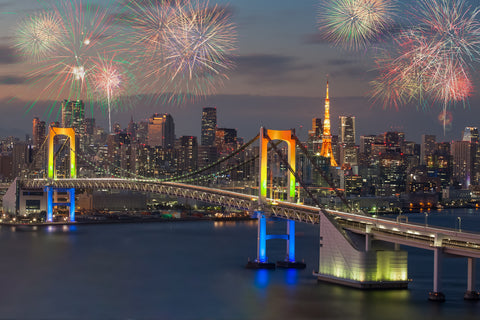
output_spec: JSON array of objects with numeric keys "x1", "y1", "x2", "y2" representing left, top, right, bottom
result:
[{"x1": 1, "y1": 0, "x2": 480, "y2": 142}]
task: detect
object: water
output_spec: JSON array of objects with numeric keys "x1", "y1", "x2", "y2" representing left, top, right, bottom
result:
[{"x1": 0, "y1": 209, "x2": 479, "y2": 319}]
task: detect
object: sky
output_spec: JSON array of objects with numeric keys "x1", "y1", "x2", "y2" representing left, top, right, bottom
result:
[{"x1": 0, "y1": 0, "x2": 480, "y2": 143}]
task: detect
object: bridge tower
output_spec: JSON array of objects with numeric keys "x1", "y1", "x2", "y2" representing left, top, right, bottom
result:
[
  {"x1": 247, "y1": 127, "x2": 305, "y2": 269},
  {"x1": 45, "y1": 127, "x2": 76, "y2": 222}
]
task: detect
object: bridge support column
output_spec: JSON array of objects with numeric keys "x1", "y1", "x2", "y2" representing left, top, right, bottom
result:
[
  {"x1": 68, "y1": 188, "x2": 75, "y2": 222},
  {"x1": 277, "y1": 220, "x2": 306, "y2": 269},
  {"x1": 258, "y1": 213, "x2": 267, "y2": 263},
  {"x1": 287, "y1": 220, "x2": 295, "y2": 262},
  {"x1": 365, "y1": 233, "x2": 371, "y2": 251},
  {"x1": 45, "y1": 186, "x2": 53, "y2": 222},
  {"x1": 246, "y1": 211, "x2": 275, "y2": 269},
  {"x1": 464, "y1": 257, "x2": 479, "y2": 300},
  {"x1": 429, "y1": 247, "x2": 445, "y2": 302}
]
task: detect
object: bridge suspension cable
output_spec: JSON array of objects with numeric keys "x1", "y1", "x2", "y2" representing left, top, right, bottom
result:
[
  {"x1": 292, "y1": 133, "x2": 353, "y2": 211},
  {"x1": 167, "y1": 134, "x2": 260, "y2": 182}
]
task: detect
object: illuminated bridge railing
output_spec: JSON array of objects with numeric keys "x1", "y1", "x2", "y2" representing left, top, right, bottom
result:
[{"x1": 20, "y1": 178, "x2": 256, "y2": 212}]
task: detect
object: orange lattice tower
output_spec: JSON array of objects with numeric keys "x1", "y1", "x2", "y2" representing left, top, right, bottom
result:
[{"x1": 319, "y1": 81, "x2": 338, "y2": 167}]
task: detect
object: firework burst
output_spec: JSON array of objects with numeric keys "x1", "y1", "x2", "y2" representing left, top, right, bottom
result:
[
  {"x1": 14, "y1": 10, "x2": 64, "y2": 61},
  {"x1": 14, "y1": 0, "x2": 127, "y2": 118},
  {"x1": 124, "y1": 0, "x2": 236, "y2": 103},
  {"x1": 318, "y1": 0, "x2": 396, "y2": 50},
  {"x1": 370, "y1": 0, "x2": 480, "y2": 132},
  {"x1": 92, "y1": 54, "x2": 136, "y2": 133}
]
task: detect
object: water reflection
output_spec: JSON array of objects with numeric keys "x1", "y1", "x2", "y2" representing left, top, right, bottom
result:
[
  {"x1": 255, "y1": 269, "x2": 270, "y2": 289},
  {"x1": 285, "y1": 268, "x2": 298, "y2": 285}
]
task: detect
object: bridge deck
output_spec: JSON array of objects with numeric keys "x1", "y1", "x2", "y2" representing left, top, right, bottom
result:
[{"x1": 18, "y1": 178, "x2": 480, "y2": 258}]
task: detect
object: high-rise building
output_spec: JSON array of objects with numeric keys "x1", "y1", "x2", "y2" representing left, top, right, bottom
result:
[
  {"x1": 338, "y1": 116, "x2": 356, "y2": 166},
  {"x1": 215, "y1": 128, "x2": 237, "y2": 156},
  {"x1": 359, "y1": 135, "x2": 376, "y2": 155},
  {"x1": 32, "y1": 117, "x2": 46, "y2": 150},
  {"x1": 201, "y1": 107, "x2": 216, "y2": 146},
  {"x1": 451, "y1": 140, "x2": 474, "y2": 188},
  {"x1": 308, "y1": 118, "x2": 322, "y2": 153},
  {"x1": 176, "y1": 136, "x2": 198, "y2": 173},
  {"x1": 311, "y1": 118, "x2": 322, "y2": 137},
  {"x1": 147, "y1": 113, "x2": 175, "y2": 148},
  {"x1": 61, "y1": 100, "x2": 84, "y2": 130},
  {"x1": 137, "y1": 121, "x2": 148, "y2": 145},
  {"x1": 463, "y1": 127, "x2": 479, "y2": 143},
  {"x1": 421, "y1": 134, "x2": 436, "y2": 165},
  {"x1": 319, "y1": 81, "x2": 338, "y2": 166},
  {"x1": 127, "y1": 117, "x2": 137, "y2": 140},
  {"x1": 339, "y1": 116, "x2": 355, "y2": 145}
]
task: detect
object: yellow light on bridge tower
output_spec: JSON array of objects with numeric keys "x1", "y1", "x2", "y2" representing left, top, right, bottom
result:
[
  {"x1": 259, "y1": 127, "x2": 296, "y2": 204},
  {"x1": 319, "y1": 80, "x2": 338, "y2": 167},
  {"x1": 48, "y1": 127, "x2": 76, "y2": 179}
]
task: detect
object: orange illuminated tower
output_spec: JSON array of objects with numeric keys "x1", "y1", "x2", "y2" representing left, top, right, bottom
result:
[{"x1": 319, "y1": 81, "x2": 338, "y2": 167}]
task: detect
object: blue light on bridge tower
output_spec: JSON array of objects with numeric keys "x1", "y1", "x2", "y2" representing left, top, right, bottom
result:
[
  {"x1": 44, "y1": 187, "x2": 76, "y2": 223},
  {"x1": 258, "y1": 213, "x2": 267, "y2": 263},
  {"x1": 287, "y1": 220, "x2": 295, "y2": 263},
  {"x1": 69, "y1": 188, "x2": 75, "y2": 222},
  {"x1": 45, "y1": 186, "x2": 53, "y2": 222},
  {"x1": 247, "y1": 211, "x2": 305, "y2": 269}
]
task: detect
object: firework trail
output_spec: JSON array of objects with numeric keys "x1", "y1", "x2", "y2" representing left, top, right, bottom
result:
[
  {"x1": 370, "y1": 0, "x2": 480, "y2": 133},
  {"x1": 317, "y1": 0, "x2": 396, "y2": 50},
  {"x1": 92, "y1": 54, "x2": 135, "y2": 133},
  {"x1": 124, "y1": 0, "x2": 236, "y2": 103}
]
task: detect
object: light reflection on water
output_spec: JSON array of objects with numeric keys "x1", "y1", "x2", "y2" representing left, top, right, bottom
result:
[{"x1": 0, "y1": 210, "x2": 477, "y2": 319}]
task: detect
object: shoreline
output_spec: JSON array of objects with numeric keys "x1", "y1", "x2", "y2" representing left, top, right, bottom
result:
[{"x1": 0, "y1": 216, "x2": 255, "y2": 227}]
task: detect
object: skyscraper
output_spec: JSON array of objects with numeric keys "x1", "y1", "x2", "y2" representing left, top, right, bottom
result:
[
  {"x1": 176, "y1": 136, "x2": 198, "y2": 173},
  {"x1": 463, "y1": 127, "x2": 479, "y2": 143},
  {"x1": 311, "y1": 118, "x2": 322, "y2": 137},
  {"x1": 421, "y1": 135, "x2": 436, "y2": 165},
  {"x1": 32, "y1": 117, "x2": 46, "y2": 150},
  {"x1": 61, "y1": 100, "x2": 84, "y2": 130},
  {"x1": 201, "y1": 107, "x2": 216, "y2": 146},
  {"x1": 147, "y1": 113, "x2": 175, "y2": 148},
  {"x1": 339, "y1": 116, "x2": 355, "y2": 145},
  {"x1": 451, "y1": 140, "x2": 474, "y2": 188},
  {"x1": 319, "y1": 81, "x2": 338, "y2": 166}
]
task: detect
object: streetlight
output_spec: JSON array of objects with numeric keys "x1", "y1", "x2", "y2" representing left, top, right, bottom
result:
[
  {"x1": 425, "y1": 212, "x2": 428, "y2": 227},
  {"x1": 457, "y1": 217, "x2": 462, "y2": 232}
]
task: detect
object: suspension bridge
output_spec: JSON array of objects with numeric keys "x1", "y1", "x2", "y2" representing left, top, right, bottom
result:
[{"x1": 3, "y1": 126, "x2": 480, "y2": 301}]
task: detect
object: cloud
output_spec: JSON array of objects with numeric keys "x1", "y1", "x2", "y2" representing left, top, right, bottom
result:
[
  {"x1": 303, "y1": 32, "x2": 329, "y2": 45},
  {"x1": 233, "y1": 54, "x2": 313, "y2": 84},
  {"x1": 329, "y1": 67, "x2": 373, "y2": 79},
  {"x1": 327, "y1": 58, "x2": 355, "y2": 66},
  {"x1": 0, "y1": 75, "x2": 26, "y2": 84},
  {"x1": 0, "y1": 45, "x2": 19, "y2": 64}
]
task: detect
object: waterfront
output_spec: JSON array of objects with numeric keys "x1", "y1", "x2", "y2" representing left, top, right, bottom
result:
[{"x1": 0, "y1": 209, "x2": 479, "y2": 319}]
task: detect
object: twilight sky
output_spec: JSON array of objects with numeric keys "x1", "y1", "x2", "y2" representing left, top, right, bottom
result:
[{"x1": 0, "y1": 0, "x2": 479, "y2": 143}]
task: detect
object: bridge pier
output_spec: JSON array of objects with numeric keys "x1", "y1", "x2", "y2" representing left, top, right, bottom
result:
[
  {"x1": 246, "y1": 211, "x2": 275, "y2": 269},
  {"x1": 46, "y1": 186, "x2": 53, "y2": 222},
  {"x1": 44, "y1": 187, "x2": 76, "y2": 223},
  {"x1": 277, "y1": 220, "x2": 306, "y2": 269},
  {"x1": 429, "y1": 247, "x2": 445, "y2": 302},
  {"x1": 464, "y1": 257, "x2": 479, "y2": 300},
  {"x1": 246, "y1": 211, "x2": 305, "y2": 269}
]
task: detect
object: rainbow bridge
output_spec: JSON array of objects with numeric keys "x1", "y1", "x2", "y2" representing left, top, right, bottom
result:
[
  {"x1": 4, "y1": 127, "x2": 480, "y2": 301},
  {"x1": 11, "y1": 177, "x2": 480, "y2": 301}
]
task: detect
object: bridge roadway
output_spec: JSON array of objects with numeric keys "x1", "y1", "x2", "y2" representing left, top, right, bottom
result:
[{"x1": 20, "y1": 178, "x2": 480, "y2": 258}]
